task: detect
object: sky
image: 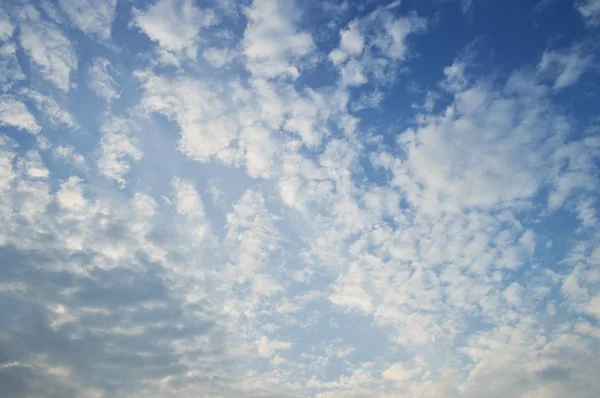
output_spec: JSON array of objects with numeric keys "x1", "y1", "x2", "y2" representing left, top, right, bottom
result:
[{"x1": 0, "y1": 0, "x2": 599, "y2": 397}]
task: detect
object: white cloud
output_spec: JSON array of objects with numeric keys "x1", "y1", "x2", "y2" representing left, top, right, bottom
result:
[
  {"x1": 502, "y1": 282, "x2": 523, "y2": 306},
  {"x1": 241, "y1": 125, "x2": 276, "y2": 178},
  {"x1": 252, "y1": 273, "x2": 284, "y2": 295},
  {"x1": 56, "y1": 176, "x2": 87, "y2": 211},
  {"x1": 97, "y1": 116, "x2": 142, "y2": 187},
  {"x1": 460, "y1": 322, "x2": 600, "y2": 398},
  {"x1": 575, "y1": 320, "x2": 600, "y2": 339},
  {"x1": 37, "y1": 0, "x2": 65, "y2": 25},
  {"x1": 18, "y1": 5, "x2": 77, "y2": 91},
  {"x1": 0, "y1": 42, "x2": 26, "y2": 90},
  {"x1": 18, "y1": 150, "x2": 49, "y2": 179},
  {"x1": 225, "y1": 190, "x2": 281, "y2": 282},
  {"x1": 2, "y1": 2, "x2": 600, "y2": 397},
  {"x1": 329, "y1": 21, "x2": 364, "y2": 65},
  {"x1": 382, "y1": 363, "x2": 420, "y2": 382},
  {"x1": 206, "y1": 177, "x2": 226, "y2": 207},
  {"x1": 0, "y1": 95, "x2": 40, "y2": 134},
  {"x1": 136, "y1": 70, "x2": 287, "y2": 177},
  {"x1": 53, "y1": 145, "x2": 85, "y2": 167},
  {"x1": 279, "y1": 176, "x2": 304, "y2": 211},
  {"x1": 0, "y1": 10, "x2": 24, "y2": 89},
  {"x1": 171, "y1": 177, "x2": 209, "y2": 243},
  {"x1": 442, "y1": 60, "x2": 469, "y2": 91},
  {"x1": 135, "y1": 70, "x2": 240, "y2": 163},
  {"x1": 577, "y1": 0, "x2": 600, "y2": 25},
  {"x1": 172, "y1": 177, "x2": 205, "y2": 217},
  {"x1": 548, "y1": 135, "x2": 600, "y2": 209},
  {"x1": 339, "y1": 59, "x2": 367, "y2": 86},
  {"x1": 585, "y1": 295, "x2": 600, "y2": 319},
  {"x1": 203, "y1": 47, "x2": 236, "y2": 68},
  {"x1": 379, "y1": 71, "x2": 568, "y2": 213},
  {"x1": 19, "y1": 88, "x2": 77, "y2": 128},
  {"x1": 88, "y1": 57, "x2": 120, "y2": 103},
  {"x1": 58, "y1": 0, "x2": 117, "y2": 41},
  {"x1": 538, "y1": 46, "x2": 592, "y2": 89},
  {"x1": 0, "y1": 142, "x2": 264, "y2": 396},
  {"x1": 329, "y1": 264, "x2": 374, "y2": 313},
  {"x1": 576, "y1": 198, "x2": 597, "y2": 228},
  {"x1": 265, "y1": 78, "x2": 344, "y2": 149},
  {"x1": 519, "y1": 230, "x2": 536, "y2": 257},
  {"x1": 461, "y1": 0, "x2": 485, "y2": 14},
  {"x1": 242, "y1": 0, "x2": 314, "y2": 79},
  {"x1": 132, "y1": 0, "x2": 218, "y2": 65},
  {"x1": 12, "y1": 150, "x2": 51, "y2": 222},
  {"x1": 257, "y1": 336, "x2": 292, "y2": 357},
  {"x1": 375, "y1": 14, "x2": 426, "y2": 60},
  {"x1": 0, "y1": 9, "x2": 14, "y2": 41},
  {"x1": 328, "y1": 6, "x2": 426, "y2": 87},
  {"x1": 0, "y1": 137, "x2": 17, "y2": 192}
]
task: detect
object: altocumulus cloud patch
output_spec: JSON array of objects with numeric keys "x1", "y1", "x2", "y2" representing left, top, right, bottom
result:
[{"x1": 0, "y1": 0, "x2": 599, "y2": 397}]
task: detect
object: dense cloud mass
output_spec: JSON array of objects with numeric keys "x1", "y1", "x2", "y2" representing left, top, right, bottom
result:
[{"x1": 0, "y1": 0, "x2": 599, "y2": 397}]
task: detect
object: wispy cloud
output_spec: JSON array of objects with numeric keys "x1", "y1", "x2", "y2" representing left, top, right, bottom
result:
[
  {"x1": 88, "y1": 57, "x2": 120, "y2": 103},
  {"x1": 58, "y1": 0, "x2": 117, "y2": 41},
  {"x1": 577, "y1": 0, "x2": 600, "y2": 26},
  {"x1": 0, "y1": 96, "x2": 40, "y2": 134},
  {"x1": 17, "y1": 5, "x2": 77, "y2": 91},
  {"x1": 538, "y1": 45, "x2": 593, "y2": 89}
]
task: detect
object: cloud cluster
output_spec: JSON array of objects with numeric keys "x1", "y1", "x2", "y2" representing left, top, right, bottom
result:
[
  {"x1": 0, "y1": 0, "x2": 599, "y2": 397},
  {"x1": 329, "y1": 3, "x2": 426, "y2": 87}
]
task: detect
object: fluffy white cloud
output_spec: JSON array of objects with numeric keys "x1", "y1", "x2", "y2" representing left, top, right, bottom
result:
[
  {"x1": 586, "y1": 294, "x2": 600, "y2": 319},
  {"x1": 135, "y1": 69, "x2": 292, "y2": 178},
  {"x1": 301, "y1": 50, "x2": 599, "y2": 394},
  {"x1": 18, "y1": 5, "x2": 77, "y2": 91},
  {"x1": 0, "y1": 141, "x2": 260, "y2": 396},
  {"x1": 53, "y1": 145, "x2": 85, "y2": 167},
  {"x1": 382, "y1": 362, "x2": 421, "y2": 382},
  {"x1": 135, "y1": 70, "x2": 240, "y2": 162},
  {"x1": 377, "y1": 69, "x2": 568, "y2": 213},
  {"x1": 171, "y1": 177, "x2": 209, "y2": 244},
  {"x1": 224, "y1": 189, "x2": 281, "y2": 285},
  {"x1": 58, "y1": 0, "x2": 117, "y2": 41},
  {"x1": 257, "y1": 336, "x2": 293, "y2": 357},
  {"x1": 375, "y1": 13, "x2": 426, "y2": 60},
  {"x1": 0, "y1": 9, "x2": 14, "y2": 41},
  {"x1": 132, "y1": 0, "x2": 218, "y2": 65},
  {"x1": 460, "y1": 322, "x2": 600, "y2": 398},
  {"x1": 329, "y1": 21, "x2": 364, "y2": 65},
  {"x1": 97, "y1": 116, "x2": 142, "y2": 186},
  {"x1": 172, "y1": 178, "x2": 205, "y2": 217},
  {"x1": 329, "y1": 5, "x2": 426, "y2": 87},
  {"x1": 242, "y1": 0, "x2": 314, "y2": 79},
  {"x1": 0, "y1": 96, "x2": 40, "y2": 134}
]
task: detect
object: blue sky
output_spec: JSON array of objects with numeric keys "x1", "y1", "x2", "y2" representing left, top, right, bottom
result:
[{"x1": 0, "y1": 0, "x2": 599, "y2": 397}]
